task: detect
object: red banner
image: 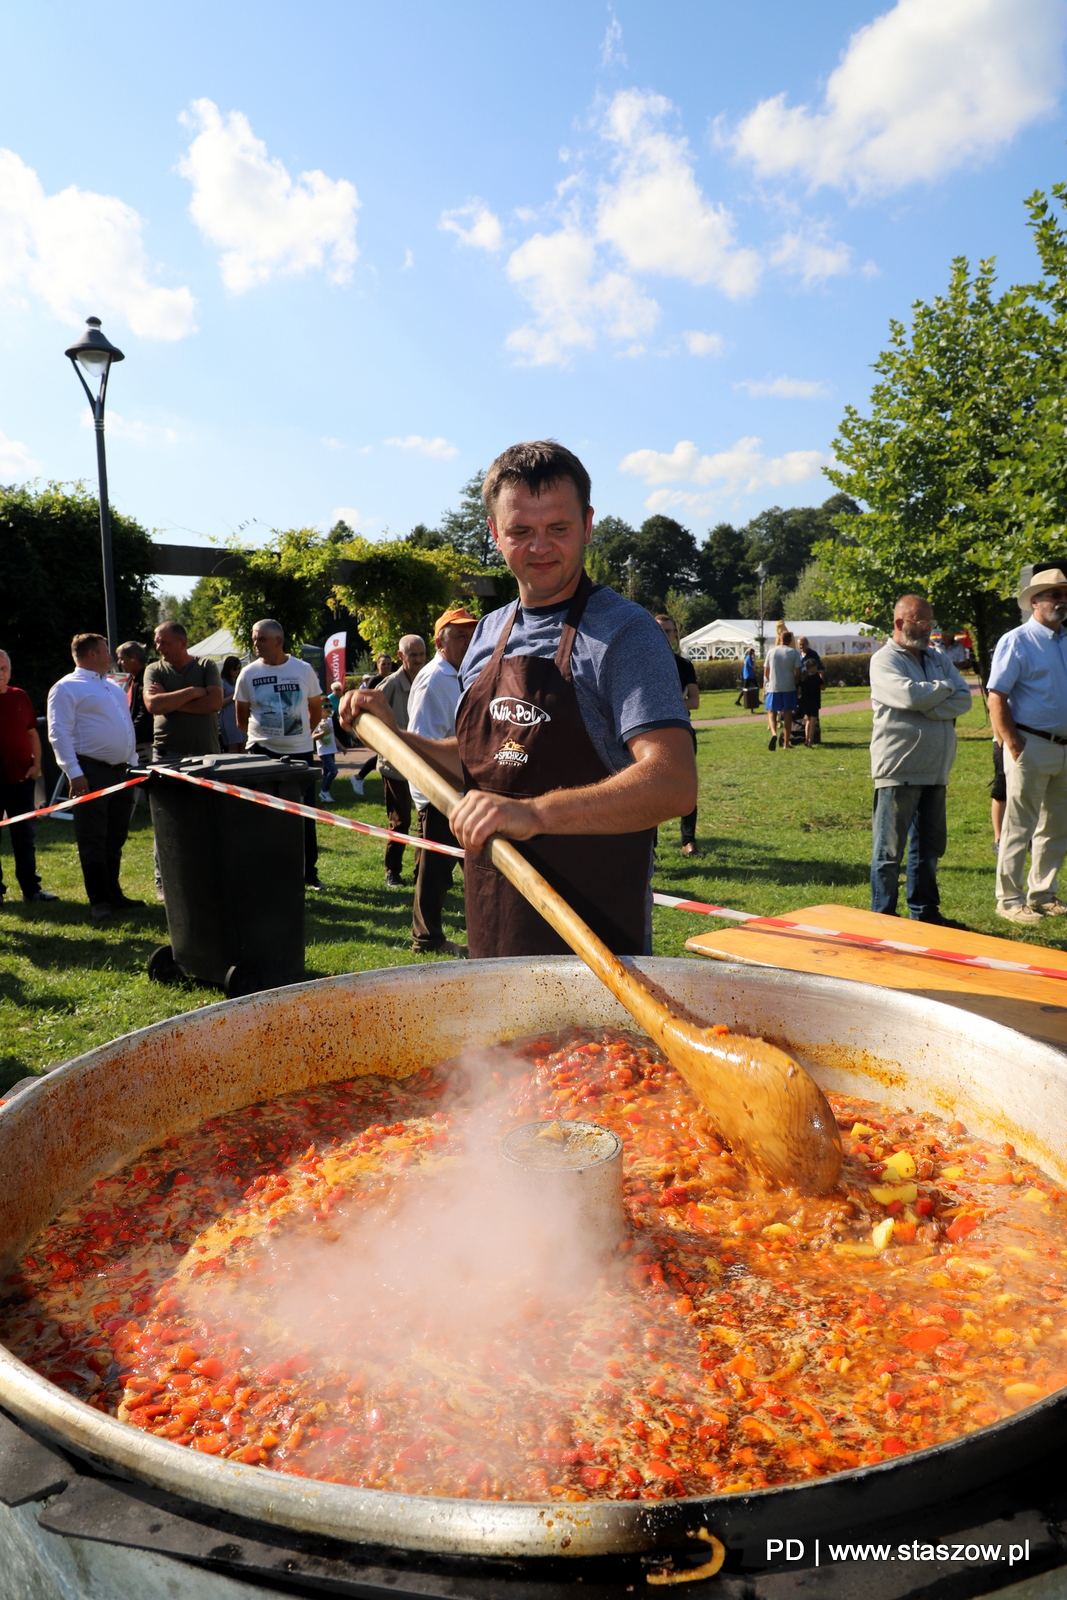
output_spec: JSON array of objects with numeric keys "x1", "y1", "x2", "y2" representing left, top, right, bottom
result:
[{"x1": 324, "y1": 630, "x2": 346, "y2": 690}]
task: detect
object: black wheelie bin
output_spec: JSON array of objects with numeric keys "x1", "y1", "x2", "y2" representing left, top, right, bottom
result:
[{"x1": 147, "y1": 753, "x2": 310, "y2": 998}]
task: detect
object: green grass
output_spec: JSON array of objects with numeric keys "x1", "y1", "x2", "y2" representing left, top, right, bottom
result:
[{"x1": 0, "y1": 699, "x2": 1051, "y2": 1092}]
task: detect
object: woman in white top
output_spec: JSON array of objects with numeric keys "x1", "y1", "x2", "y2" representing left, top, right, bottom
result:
[{"x1": 763, "y1": 629, "x2": 803, "y2": 750}]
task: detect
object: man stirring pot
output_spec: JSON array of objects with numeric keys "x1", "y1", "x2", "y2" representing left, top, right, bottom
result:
[{"x1": 341, "y1": 440, "x2": 695, "y2": 957}]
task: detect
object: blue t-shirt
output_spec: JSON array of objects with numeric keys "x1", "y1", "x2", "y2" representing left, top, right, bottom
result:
[{"x1": 458, "y1": 584, "x2": 690, "y2": 775}]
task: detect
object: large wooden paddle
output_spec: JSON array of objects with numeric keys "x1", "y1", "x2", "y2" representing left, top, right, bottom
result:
[{"x1": 355, "y1": 712, "x2": 842, "y2": 1194}]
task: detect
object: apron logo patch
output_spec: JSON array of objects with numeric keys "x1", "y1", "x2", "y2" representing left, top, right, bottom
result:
[
  {"x1": 489, "y1": 696, "x2": 551, "y2": 727},
  {"x1": 495, "y1": 737, "x2": 529, "y2": 766}
]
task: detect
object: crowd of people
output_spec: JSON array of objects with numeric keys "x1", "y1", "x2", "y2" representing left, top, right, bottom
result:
[{"x1": 3, "y1": 443, "x2": 1067, "y2": 951}]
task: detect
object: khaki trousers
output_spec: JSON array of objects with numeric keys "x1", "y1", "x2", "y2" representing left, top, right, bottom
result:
[{"x1": 996, "y1": 735, "x2": 1067, "y2": 907}]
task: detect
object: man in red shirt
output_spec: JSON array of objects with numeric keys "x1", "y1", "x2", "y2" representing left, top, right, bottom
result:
[{"x1": 0, "y1": 649, "x2": 57, "y2": 904}]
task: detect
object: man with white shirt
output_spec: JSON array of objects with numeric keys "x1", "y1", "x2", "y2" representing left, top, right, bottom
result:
[
  {"x1": 47, "y1": 633, "x2": 140, "y2": 920},
  {"x1": 377, "y1": 633, "x2": 427, "y2": 887},
  {"x1": 989, "y1": 568, "x2": 1067, "y2": 924},
  {"x1": 408, "y1": 608, "x2": 476, "y2": 955},
  {"x1": 234, "y1": 618, "x2": 325, "y2": 889}
]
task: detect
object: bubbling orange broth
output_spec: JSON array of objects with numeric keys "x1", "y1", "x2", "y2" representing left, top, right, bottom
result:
[{"x1": 3, "y1": 1026, "x2": 1067, "y2": 1502}]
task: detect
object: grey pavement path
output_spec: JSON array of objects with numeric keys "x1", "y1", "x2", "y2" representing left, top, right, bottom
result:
[{"x1": 692, "y1": 684, "x2": 983, "y2": 731}]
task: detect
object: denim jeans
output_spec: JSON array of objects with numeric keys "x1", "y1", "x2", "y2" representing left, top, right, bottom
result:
[
  {"x1": 870, "y1": 784, "x2": 946, "y2": 920},
  {"x1": 0, "y1": 778, "x2": 41, "y2": 899}
]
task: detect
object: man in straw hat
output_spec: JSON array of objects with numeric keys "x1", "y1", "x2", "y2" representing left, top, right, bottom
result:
[
  {"x1": 404, "y1": 607, "x2": 478, "y2": 955},
  {"x1": 988, "y1": 567, "x2": 1067, "y2": 924},
  {"x1": 342, "y1": 441, "x2": 695, "y2": 959}
]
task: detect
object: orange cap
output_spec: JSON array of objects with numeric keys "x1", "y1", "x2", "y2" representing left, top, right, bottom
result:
[{"x1": 433, "y1": 606, "x2": 478, "y2": 640}]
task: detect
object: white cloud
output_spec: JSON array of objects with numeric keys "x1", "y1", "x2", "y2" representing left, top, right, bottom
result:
[
  {"x1": 0, "y1": 148, "x2": 195, "y2": 339},
  {"x1": 735, "y1": 376, "x2": 830, "y2": 399},
  {"x1": 440, "y1": 201, "x2": 503, "y2": 252},
  {"x1": 178, "y1": 99, "x2": 359, "y2": 291},
  {"x1": 326, "y1": 506, "x2": 373, "y2": 530},
  {"x1": 770, "y1": 228, "x2": 852, "y2": 284},
  {"x1": 402, "y1": 248, "x2": 414, "y2": 270},
  {"x1": 79, "y1": 409, "x2": 179, "y2": 444},
  {"x1": 0, "y1": 426, "x2": 40, "y2": 478},
  {"x1": 620, "y1": 436, "x2": 828, "y2": 507},
  {"x1": 321, "y1": 436, "x2": 345, "y2": 450},
  {"x1": 684, "y1": 330, "x2": 724, "y2": 357},
  {"x1": 601, "y1": 10, "x2": 627, "y2": 68},
  {"x1": 731, "y1": 0, "x2": 1064, "y2": 195},
  {"x1": 384, "y1": 434, "x2": 459, "y2": 460},
  {"x1": 597, "y1": 91, "x2": 761, "y2": 296},
  {"x1": 504, "y1": 224, "x2": 658, "y2": 365}
]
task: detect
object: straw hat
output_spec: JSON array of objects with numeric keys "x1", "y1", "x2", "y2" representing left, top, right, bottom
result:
[{"x1": 1020, "y1": 568, "x2": 1067, "y2": 606}]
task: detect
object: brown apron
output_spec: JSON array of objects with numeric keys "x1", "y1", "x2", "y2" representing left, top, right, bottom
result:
[{"x1": 456, "y1": 573, "x2": 654, "y2": 958}]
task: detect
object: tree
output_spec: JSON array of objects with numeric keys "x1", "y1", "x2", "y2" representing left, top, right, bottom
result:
[
  {"x1": 211, "y1": 528, "x2": 339, "y2": 651},
  {"x1": 437, "y1": 471, "x2": 501, "y2": 567},
  {"x1": 695, "y1": 522, "x2": 748, "y2": 616},
  {"x1": 585, "y1": 514, "x2": 698, "y2": 609},
  {"x1": 332, "y1": 537, "x2": 473, "y2": 654},
  {"x1": 782, "y1": 561, "x2": 835, "y2": 621},
  {"x1": 0, "y1": 481, "x2": 154, "y2": 710},
  {"x1": 817, "y1": 183, "x2": 1067, "y2": 676}
]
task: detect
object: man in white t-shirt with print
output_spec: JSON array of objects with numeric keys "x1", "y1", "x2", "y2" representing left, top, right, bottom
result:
[{"x1": 234, "y1": 618, "x2": 325, "y2": 890}]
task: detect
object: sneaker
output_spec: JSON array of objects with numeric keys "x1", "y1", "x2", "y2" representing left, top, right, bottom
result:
[
  {"x1": 112, "y1": 894, "x2": 145, "y2": 908},
  {"x1": 385, "y1": 871, "x2": 404, "y2": 888},
  {"x1": 24, "y1": 889, "x2": 59, "y2": 903},
  {"x1": 440, "y1": 940, "x2": 469, "y2": 959},
  {"x1": 350, "y1": 778, "x2": 364, "y2": 797},
  {"x1": 680, "y1": 842, "x2": 699, "y2": 857},
  {"x1": 997, "y1": 904, "x2": 1044, "y2": 926},
  {"x1": 768, "y1": 735, "x2": 777, "y2": 751},
  {"x1": 305, "y1": 876, "x2": 325, "y2": 891},
  {"x1": 1034, "y1": 899, "x2": 1067, "y2": 916},
  {"x1": 318, "y1": 791, "x2": 335, "y2": 806}
]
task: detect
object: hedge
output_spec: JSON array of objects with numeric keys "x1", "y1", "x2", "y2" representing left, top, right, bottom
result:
[{"x1": 693, "y1": 651, "x2": 874, "y2": 692}]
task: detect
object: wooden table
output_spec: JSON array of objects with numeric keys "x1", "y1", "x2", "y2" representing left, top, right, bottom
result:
[{"x1": 686, "y1": 904, "x2": 1067, "y2": 1051}]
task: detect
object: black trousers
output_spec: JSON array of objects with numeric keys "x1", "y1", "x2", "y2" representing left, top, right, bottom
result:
[
  {"x1": 680, "y1": 724, "x2": 698, "y2": 846},
  {"x1": 382, "y1": 775, "x2": 412, "y2": 877},
  {"x1": 411, "y1": 805, "x2": 460, "y2": 950},
  {"x1": 72, "y1": 755, "x2": 136, "y2": 905},
  {"x1": 0, "y1": 777, "x2": 41, "y2": 899}
]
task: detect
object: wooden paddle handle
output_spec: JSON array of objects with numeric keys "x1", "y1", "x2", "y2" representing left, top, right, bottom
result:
[{"x1": 353, "y1": 711, "x2": 667, "y2": 1027}]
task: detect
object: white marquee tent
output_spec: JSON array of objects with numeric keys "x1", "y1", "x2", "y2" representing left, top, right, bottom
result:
[{"x1": 680, "y1": 618, "x2": 879, "y2": 661}]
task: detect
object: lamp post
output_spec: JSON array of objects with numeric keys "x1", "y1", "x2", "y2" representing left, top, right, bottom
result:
[
  {"x1": 623, "y1": 554, "x2": 636, "y2": 602},
  {"x1": 756, "y1": 561, "x2": 769, "y2": 662},
  {"x1": 65, "y1": 316, "x2": 125, "y2": 659}
]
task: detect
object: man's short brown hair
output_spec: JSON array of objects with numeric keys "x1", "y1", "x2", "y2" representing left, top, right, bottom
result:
[
  {"x1": 482, "y1": 440, "x2": 592, "y2": 520},
  {"x1": 72, "y1": 632, "x2": 106, "y2": 659},
  {"x1": 155, "y1": 619, "x2": 188, "y2": 640}
]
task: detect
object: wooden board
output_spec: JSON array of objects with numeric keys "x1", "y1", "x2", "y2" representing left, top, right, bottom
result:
[{"x1": 686, "y1": 903, "x2": 1067, "y2": 1051}]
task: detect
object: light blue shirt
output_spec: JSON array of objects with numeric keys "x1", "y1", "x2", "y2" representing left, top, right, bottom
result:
[{"x1": 987, "y1": 616, "x2": 1067, "y2": 739}]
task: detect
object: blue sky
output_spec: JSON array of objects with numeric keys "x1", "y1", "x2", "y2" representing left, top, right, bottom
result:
[{"x1": 2, "y1": 0, "x2": 1065, "y2": 596}]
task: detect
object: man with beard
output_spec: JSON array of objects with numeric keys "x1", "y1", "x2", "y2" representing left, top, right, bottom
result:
[
  {"x1": 869, "y1": 595, "x2": 972, "y2": 927},
  {"x1": 988, "y1": 568, "x2": 1067, "y2": 925}
]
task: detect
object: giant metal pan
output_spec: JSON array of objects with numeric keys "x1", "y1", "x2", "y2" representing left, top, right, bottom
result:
[{"x1": 0, "y1": 958, "x2": 1064, "y2": 1560}]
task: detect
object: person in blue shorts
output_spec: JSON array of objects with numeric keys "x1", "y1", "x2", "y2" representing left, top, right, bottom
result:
[{"x1": 763, "y1": 630, "x2": 802, "y2": 750}]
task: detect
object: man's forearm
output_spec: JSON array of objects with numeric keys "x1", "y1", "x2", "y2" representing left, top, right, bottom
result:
[
  {"x1": 184, "y1": 688, "x2": 224, "y2": 714},
  {"x1": 144, "y1": 687, "x2": 203, "y2": 712},
  {"x1": 988, "y1": 691, "x2": 1020, "y2": 750},
  {"x1": 396, "y1": 731, "x2": 464, "y2": 786},
  {"x1": 529, "y1": 761, "x2": 695, "y2": 835}
]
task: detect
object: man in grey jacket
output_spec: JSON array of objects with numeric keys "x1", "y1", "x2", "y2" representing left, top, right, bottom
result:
[{"x1": 869, "y1": 595, "x2": 973, "y2": 925}]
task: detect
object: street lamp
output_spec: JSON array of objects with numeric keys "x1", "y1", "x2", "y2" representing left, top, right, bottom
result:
[
  {"x1": 623, "y1": 554, "x2": 636, "y2": 602},
  {"x1": 65, "y1": 316, "x2": 125, "y2": 659},
  {"x1": 756, "y1": 561, "x2": 769, "y2": 661}
]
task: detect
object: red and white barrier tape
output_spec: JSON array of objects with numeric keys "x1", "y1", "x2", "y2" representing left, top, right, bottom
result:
[
  {"x1": 155, "y1": 767, "x2": 466, "y2": 858},
  {"x1": 8, "y1": 769, "x2": 1067, "y2": 988},
  {"x1": 0, "y1": 775, "x2": 149, "y2": 827}
]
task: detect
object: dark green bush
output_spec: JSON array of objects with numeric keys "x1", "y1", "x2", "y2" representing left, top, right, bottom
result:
[{"x1": 692, "y1": 651, "x2": 876, "y2": 692}]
